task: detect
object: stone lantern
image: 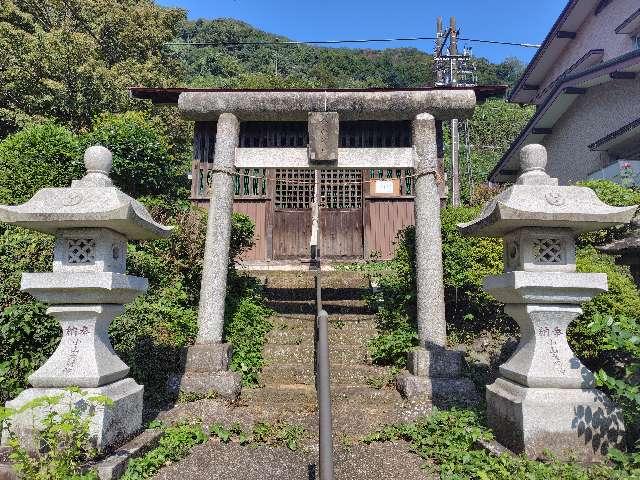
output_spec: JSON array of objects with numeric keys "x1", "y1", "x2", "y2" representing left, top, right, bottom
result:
[
  {"x1": 1, "y1": 146, "x2": 171, "y2": 450},
  {"x1": 459, "y1": 144, "x2": 637, "y2": 461}
]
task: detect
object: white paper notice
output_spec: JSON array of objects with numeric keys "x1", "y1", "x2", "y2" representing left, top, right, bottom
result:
[{"x1": 375, "y1": 180, "x2": 394, "y2": 194}]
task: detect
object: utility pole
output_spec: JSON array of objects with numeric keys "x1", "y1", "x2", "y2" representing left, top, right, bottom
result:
[
  {"x1": 434, "y1": 16, "x2": 476, "y2": 206},
  {"x1": 449, "y1": 17, "x2": 461, "y2": 206}
]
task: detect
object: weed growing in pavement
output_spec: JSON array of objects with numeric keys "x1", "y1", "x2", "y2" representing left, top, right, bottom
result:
[{"x1": 363, "y1": 408, "x2": 639, "y2": 480}]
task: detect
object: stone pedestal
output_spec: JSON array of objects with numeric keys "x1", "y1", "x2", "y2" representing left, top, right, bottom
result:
[
  {"x1": 487, "y1": 378, "x2": 624, "y2": 461},
  {"x1": 167, "y1": 343, "x2": 241, "y2": 400},
  {"x1": 4, "y1": 378, "x2": 143, "y2": 452},
  {"x1": 459, "y1": 143, "x2": 636, "y2": 460},
  {"x1": 396, "y1": 348, "x2": 479, "y2": 405},
  {"x1": 27, "y1": 305, "x2": 130, "y2": 388}
]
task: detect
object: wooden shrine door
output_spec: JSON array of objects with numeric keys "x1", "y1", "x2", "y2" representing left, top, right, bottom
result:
[{"x1": 272, "y1": 168, "x2": 364, "y2": 260}]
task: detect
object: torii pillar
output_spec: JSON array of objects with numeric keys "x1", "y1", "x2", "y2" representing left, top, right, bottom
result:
[
  {"x1": 171, "y1": 88, "x2": 478, "y2": 403},
  {"x1": 395, "y1": 113, "x2": 478, "y2": 404}
]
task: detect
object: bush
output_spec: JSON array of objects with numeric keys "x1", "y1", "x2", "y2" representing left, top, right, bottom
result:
[
  {"x1": 0, "y1": 226, "x2": 58, "y2": 404},
  {"x1": 440, "y1": 206, "x2": 507, "y2": 337},
  {"x1": 568, "y1": 246, "x2": 640, "y2": 367},
  {"x1": 109, "y1": 206, "x2": 269, "y2": 403},
  {"x1": 588, "y1": 313, "x2": 640, "y2": 446},
  {"x1": 363, "y1": 408, "x2": 638, "y2": 479},
  {"x1": 576, "y1": 180, "x2": 640, "y2": 246},
  {"x1": 0, "y1": 122, "x2": 82, "y2": 205},
  {"x1": 367, "y1": 206, "x2": 506, "y2": 367},
  {"x1": 83, "y1": 112, "x2": 189, "y2": 198},
  {"x1": 366, "y1": 226, "x2": 419, "y2": 367},
  {"x1": 1, "y1": 389, "x2": 107, "y2": 479},
  {"x1": 224, "y1": 273, "x2": 273, "y2": 386}
]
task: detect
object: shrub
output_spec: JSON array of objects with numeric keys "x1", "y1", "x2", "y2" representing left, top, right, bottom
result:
[
  {"x1": 83, "y1": 112, "x2": 189, "y2": 198},
  {"x1": 363, "y1": 408, "x2": 637, "y2": 479},
  {"x1": 110, "y1": 206, "x2": 268, "y2": 403},
  {"x1": 440, "y1": 206, "x2": 506, "y2": 337},
  {"x1": 569, "y1": 245, "x2": 640, "y2": 367},
  {"x1": 0, "y1": 226, "x2": 58, "y2": 404},
  {"x1": 576, "y1": 180, "x2": 640, "y2": 246},
  {"x1": 366, "y1": 226, "x2": 419, "y2": 367},
  {"x1": 367, "y1": 206, "x2": 506, "y2": 367},
  {"x1": 588, "y1": 313, "x2": 640, "y2": 446},
  {"x1": 0, "y1": 122, "x2": 82, "y2": 205},
  {"x1": 1, "y1": 389, "x2": 108, "y2": 480}
]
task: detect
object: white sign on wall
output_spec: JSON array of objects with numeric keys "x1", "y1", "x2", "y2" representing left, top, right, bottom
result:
[{"x1": 374, "y1": 180, "x2": 395, "y2": 194}]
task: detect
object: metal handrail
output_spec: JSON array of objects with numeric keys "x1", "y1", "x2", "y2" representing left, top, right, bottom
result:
[{"x1": 310, "y1": 169, "x2": 334, "y2": 480}]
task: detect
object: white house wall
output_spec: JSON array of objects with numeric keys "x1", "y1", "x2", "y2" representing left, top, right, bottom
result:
[
  {"x1": 542, "y1": 76, "x2": 640, "y2": 184},
  {"x1": 539, "y1": 0, "x2": 638, "y2": 98}
]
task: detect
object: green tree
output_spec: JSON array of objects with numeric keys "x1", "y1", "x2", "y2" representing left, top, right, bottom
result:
[
  {"x1": 83, "y1": 111, "x2": 189, "y2": 198},
  {"x1": 0, "y1": 122, "x2": 82, "y2": 204},
  {"x1": 0, "y1": 0, "x2": 185, "y2": 136},
  {"x1": 445, "y1": 99, "x2": 535, "y2": 203}
]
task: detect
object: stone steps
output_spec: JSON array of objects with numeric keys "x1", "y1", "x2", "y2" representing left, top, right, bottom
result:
[
  {"x1": 263, "y1": 343, "x2": 371, "y2": 366},
  {"x1": 242, "y1": 384, "x2": 401, "y2": 406},
  {"x1": 260, "y1": 271, "x2": 371, "y2": 290},
  {"x1": 260, "y1": 363, "x2": 383, "y2": 386},
  {"x1": 266, "y1": 299, "x2": 373, "y2": 316}
]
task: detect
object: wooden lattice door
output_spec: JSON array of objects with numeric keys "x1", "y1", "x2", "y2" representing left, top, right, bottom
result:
[{"x1": 272, "y1": 169, "x2": 363, "y2": 259}]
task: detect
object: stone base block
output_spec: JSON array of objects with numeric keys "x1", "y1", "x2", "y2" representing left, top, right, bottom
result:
[
  {"x1": 396, "y1": 372, "x2": 479, "y2": 406},
  {"x1": 487, "y1": 377, "x2": 625, "y2": 461},
  {"x1": 168, "y1": 370, "x2": 241, "y2": 401},
  {"x1": 86, "y1": 428, "x2": 162, "y2": 480},
  {"x1": 3, "y1": 378, "x2": 142, "y2": 452},
  {"x1": 182, "y1": 343, "x2": 233, "y2": 372},
  {"x1": 407, "y1": 347, "x2": 463, "y2": 377}
]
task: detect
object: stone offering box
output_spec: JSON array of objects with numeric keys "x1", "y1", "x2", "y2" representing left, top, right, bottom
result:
[
  {"x1": 0, "y1": 146, "x2": 170, "y2": 451},
  {"x1": 460, "y1": 144, "x2": 637, "y2": 461}
]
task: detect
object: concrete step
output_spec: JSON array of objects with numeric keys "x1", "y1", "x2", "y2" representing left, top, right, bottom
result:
[
  {"x1": 263, "y1": 343, "x2": 371, "y2": 366},
  {"x1": 260, "y1": 363, "x2": 384, "y2": 386},
  {"x1": 243, "y1": 384, "x2": 402, "y2": 405},
  {"x1": 271, "y1": 313, "x2": 377, "y2": 325},
  {"x1": 261, "y1": 271, "x2": 371, "y2": 290},
  {"x1": 264, "y1": 286, "x2": 370, "y2": 302},
  {"x1": 266, "y1": 299, "x2": 373, "y2": 316},
  {"x1": 266, "y1": 325, "x2": 377, "y2": 348}
]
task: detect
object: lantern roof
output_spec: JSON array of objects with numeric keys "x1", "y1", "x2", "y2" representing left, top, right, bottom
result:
[
  {"x1": 459, "y1": 144, "x2": 637, "y2": 237},
  {"x1": 0, "y1": 146, "x2": 171, "y2": 240}
]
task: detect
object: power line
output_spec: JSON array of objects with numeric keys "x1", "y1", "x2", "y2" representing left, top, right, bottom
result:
[{"x1": 165, "y1": 35, "x2": 541, "y2": 49}]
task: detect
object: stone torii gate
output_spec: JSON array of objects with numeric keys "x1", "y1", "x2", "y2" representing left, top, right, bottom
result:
[{"x1": 173, "y1": 89, "x2": 477, "y2": 400}]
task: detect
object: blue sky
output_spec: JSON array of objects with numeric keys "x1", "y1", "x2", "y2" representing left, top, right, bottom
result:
[{"x1": 157, "y1": 0, "x2": 565, "y2": 64}]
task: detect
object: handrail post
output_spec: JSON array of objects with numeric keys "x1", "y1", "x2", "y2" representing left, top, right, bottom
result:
[
  {"x1": 309, "y1": 168, "x2": 334, "y2": 480},
  {"x1": 316, "y1": 308, "x2": 334, "y2": 480}
]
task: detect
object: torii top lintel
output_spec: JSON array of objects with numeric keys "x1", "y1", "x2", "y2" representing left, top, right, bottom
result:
[{"x1": 177, "y1": 89, "x2": 476, "y2": 122}]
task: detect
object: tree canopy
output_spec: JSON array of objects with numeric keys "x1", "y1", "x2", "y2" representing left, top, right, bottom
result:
[
  {"x1": 175, "y1": 18, "x2": 524, "y2": 89},
  {"x1": 0, "y1": 0, "x2": 185, "y2": 136}
]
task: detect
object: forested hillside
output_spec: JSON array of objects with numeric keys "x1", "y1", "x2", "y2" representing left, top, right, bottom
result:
[{"x1": 175, "y1": 18, "x2": 526, "y2": 89}]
